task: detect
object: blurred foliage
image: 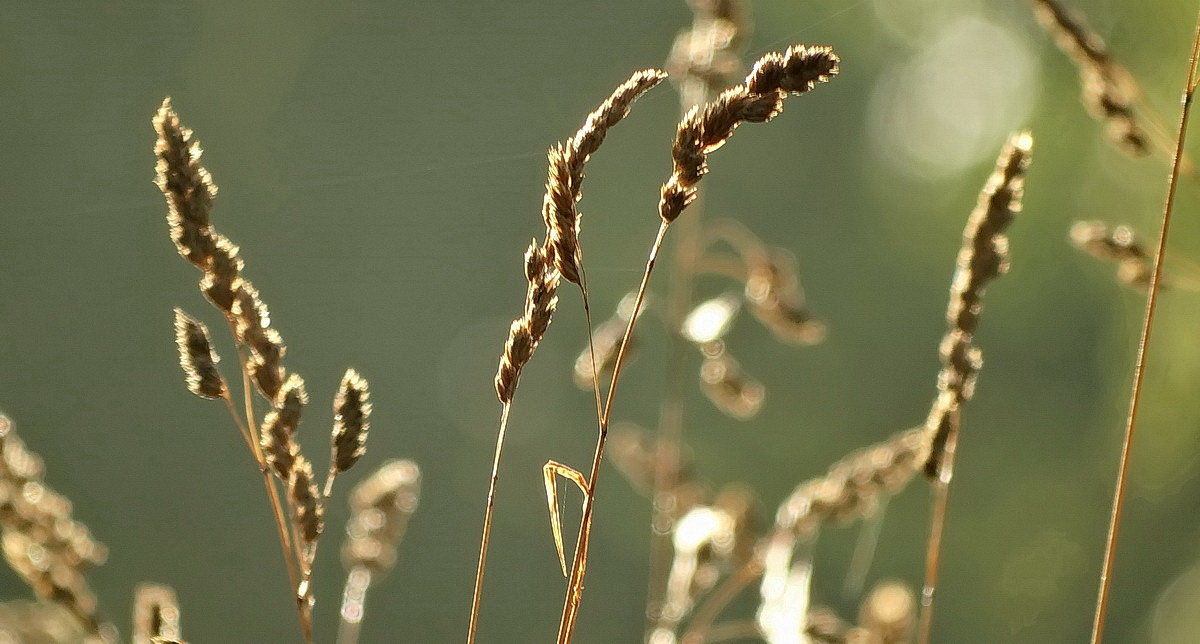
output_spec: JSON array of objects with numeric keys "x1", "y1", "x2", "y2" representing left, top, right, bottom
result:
[{"x1": 0, "y1": 0, "x2": 1198, "y2": 641}]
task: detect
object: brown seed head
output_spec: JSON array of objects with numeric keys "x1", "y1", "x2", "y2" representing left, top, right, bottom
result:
[
  {"x1": 199, "y1": 234, "x2": 243, "y2": 313},
  {"x1": 332, "y1": 369, "x2": 371, "y2": 473},
  {"x1": 541, "y1": 69, "x2": 667, "y2": 285},
  {"x1": 154, "y1": 98, "x2": 217, "y2": 268},
  {"x1": 289, "y1": 457, "x2": 324, "y2": 545},
  {"x1": 260, "y1": 375, "x2": 307, "y2": 480},
  {"x1": 924, "y1": 132, "x2": 1032, "y2": 477},
  {"x1": 659, "y1": 45, "x2": 839, "y2": 223},
  {"x1": 172, "y1": 309, "x2": 226, "y2": 400}
]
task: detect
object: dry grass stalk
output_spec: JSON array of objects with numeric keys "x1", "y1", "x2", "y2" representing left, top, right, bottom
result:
[
  {"x1": 132, "y1": 583, "x2": 181, "y2": 644},
  {"x1": 1069, "y1": 220, "x2": 1153, "y2": 288},
  {"x1": 470, "y1": 70, "x2": 664, "y2": 643},
  {"x1": 339, "y1": 460, "x2": 421, "y2": 644},
  {"x1": 557, "y1": 45, "x2": 839, "y2": 642},
  {"x1": 1092, "y1": 14, "x2": 1200, "y2": 643},
  {"x1": 1025, "y1": 0, "x2": 1149, "y2": 155},
  {"x1": 156, "y1": 99, "x2": 370, "y2": 642},
  {"x1": 0, "y1": 414, "x2": 108, "y2": 637},
  {"x1": 918, "y1": 132, "x2": 1033, "y2": 643}
]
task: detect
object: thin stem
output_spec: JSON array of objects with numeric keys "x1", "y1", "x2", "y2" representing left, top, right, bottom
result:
[
  {"x1": 557, "y1": 221, "x2": 670, "y2": 642},
  {"x1": 1091, "y1": 11, "x2": 1200, "y2": 643},
  {"x1": 917, "y1": 414, "x2": 959, "y2": 644},
  {"x1": 577, "y1": 268, "x2": 605, "y2": 425},
  {"x1": 467, "y1": 401, "x2": 512, "y2": 643},
  {"x1": 224, "y1": 323, "x2": 303, "y2": 625}
]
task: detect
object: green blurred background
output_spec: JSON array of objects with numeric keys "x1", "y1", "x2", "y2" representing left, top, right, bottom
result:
[{"x1": 2, "y1": 0, "x2": 1199, "y2": 641}]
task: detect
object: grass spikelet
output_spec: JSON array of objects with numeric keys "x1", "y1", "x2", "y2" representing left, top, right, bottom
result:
[
  {"x1": 200, "y1": 234, "x2": 243, "y2": 313},
  {"x1": 332, "y1": 369, "x2": 371, "y2": 474},
  {"x1": 542, "y1": 69, "x2": 667, "y2": 285},
  {"x1": 1025, "y1": 0, "x2": 1149, "y2": 155},
  {"x1": 173, "y1": 309, "x2": 227, "y2": 400},
  {"x1": 261, "y1": 374, "x2": 307, "y2": 481},
  {"x1": 494, "y1": 242, "x2": 559, "y2": 404},
  {"x1": 290, "y1": 457, "x2": 324, "y2": 547},
  {"x1": 133, "y1": 583, "x2": 182, "y2": 644},
  {"x1": 153, "y1": 97, "x2": 216, "y2": 268}
]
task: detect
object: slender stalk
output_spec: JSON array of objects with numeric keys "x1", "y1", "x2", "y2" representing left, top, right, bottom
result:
[
  {"x1": 1091, "y1": 11, "x2": 1200, "y2": 643},
  {"x1": 225, "y1": 328, "x2": 302, "y2": 611},
  {"x1": 916, "y1": 420, "x2": 957, "y2": 644},
  {"x1": 557, "y1": 221, "x2": 670, "y2": 641},
  {"x1": 467, "y1": 402, "x2": 512, "y2": 643}
]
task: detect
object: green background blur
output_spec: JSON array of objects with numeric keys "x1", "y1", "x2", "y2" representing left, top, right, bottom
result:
[{"x1": 2, "y1": 0, "x2": 1199, "y2": 641}]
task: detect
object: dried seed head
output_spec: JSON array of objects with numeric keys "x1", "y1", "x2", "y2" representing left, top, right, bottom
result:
[
  {"x1": 199, "y1": 234, "x2": 243, "y2": 313},
  {"x1": 342, "y1": 460, "x2": 421, "y2": 574},
  {"x1": 494, "y1": 245, "x2": 559, "y2": 403},
  {"x1": 154, "y1": 99, "x2": 217, "y2": 269},
  {"x1": 247, "y1": 353, "x2": 284, "y2": 401},
  {"x1": 231, "y1": 282, "x2": 285, "y2": 365},
  {"x1": 133, "y1": 583, "x2": 181, "y2": 644},
  {"x1": 260, "y1": 375, "x2": 307, "y2": 480},
  {"x1": 172, "y1": 309, "x2": 226, "y2": 400},
  {"x1": 332, "y1": 369, "x2": 371, "y2": 473},
  {"x1": 660, "y1": 45, "x2": 839, "y2": 223},
  {"x1": 743, "y1": 251, "x2": 825, "y2": 345},
  {"x1": 925, "y1": 132, "x2": 1032, "y2": 476},
  {"x1": 289, "y1": 457, "x2": 324, "y2": 545},
  {"x1": 542, "y1": 69, "x2": 667, "y2": 285}
]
